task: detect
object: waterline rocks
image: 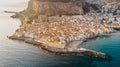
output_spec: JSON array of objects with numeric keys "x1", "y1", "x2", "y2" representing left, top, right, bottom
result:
[{"x1": 8, "y1": 35, "x2": 108, "y2": 59}]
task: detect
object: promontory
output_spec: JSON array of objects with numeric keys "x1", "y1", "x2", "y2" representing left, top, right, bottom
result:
[{"x1": 8, "y1": 0, "x2": 120, "y2": 59}]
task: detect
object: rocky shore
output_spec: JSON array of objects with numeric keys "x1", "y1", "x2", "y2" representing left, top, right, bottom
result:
[
  {"x1": 8, "y1": 35, "x2": 108, "y2": 59},
  {"x1": 8, "y1": 0, "x2": 120, "y2": 59}
]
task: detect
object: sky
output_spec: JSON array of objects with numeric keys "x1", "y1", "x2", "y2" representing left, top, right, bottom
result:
[
  {"x1": 0, "y1": 0, "x2": 29, "y2": 5},
  {"x1": 0, "y1": 0, "x2": 29, "y2": 11}
]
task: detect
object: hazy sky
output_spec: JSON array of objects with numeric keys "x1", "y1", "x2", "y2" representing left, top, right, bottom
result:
[{"x1": 0, "y1": 0, "x2": 29, "y2": 5}]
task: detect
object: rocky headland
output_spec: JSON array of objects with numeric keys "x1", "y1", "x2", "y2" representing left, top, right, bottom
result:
[{"x1": 8, "y1": 0, "x2": 120, "y2": 59}]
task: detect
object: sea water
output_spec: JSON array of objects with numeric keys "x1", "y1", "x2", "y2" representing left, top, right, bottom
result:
[{"x1": 0, "y1": 0, "x2": 120, "y2": 67}]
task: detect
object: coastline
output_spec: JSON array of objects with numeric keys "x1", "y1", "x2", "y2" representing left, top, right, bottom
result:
[
  {"x1": 7, "y1": 0, "x2": 120, "y2": 59},
  {"x1": 8, "y1": 24, "x2": 118, "y2": 59},
  {"x1": 8, "y1": 35, "x2": 108, "y2": 59},
  {"x1": 8, "y1": 12, "x2": 119, "y2": 60}
]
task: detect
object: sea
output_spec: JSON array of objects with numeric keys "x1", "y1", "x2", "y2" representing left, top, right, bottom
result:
[{"x1": 0, "y1": 0, "x2": 120, "y2": 67}]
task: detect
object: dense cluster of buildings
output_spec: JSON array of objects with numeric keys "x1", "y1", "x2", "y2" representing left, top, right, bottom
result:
[
  {"x1": 13, "y1": 1, "x2": 120, "y2": 49},
  {"x1": 14, "y1": 14, "x2": 115, "y2": 49}
]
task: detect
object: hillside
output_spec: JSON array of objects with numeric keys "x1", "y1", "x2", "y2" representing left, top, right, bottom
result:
[
  {"x1": 12, "y1": 0, "x2": 120, "y2": 23},
  {"x1": 13, "y1": 0, "x2": 86, "y2": 23}
]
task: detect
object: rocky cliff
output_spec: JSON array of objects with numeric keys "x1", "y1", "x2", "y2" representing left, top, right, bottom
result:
[
  {"x1": 28, "y1": 0, "x2": 85, "y2": 15},
  {"x1": 15, "y1": 0, "x2": 85, "y2": 22},
  {"x1": 14, "y1": 0, "x2": 120, "y2": 21}
]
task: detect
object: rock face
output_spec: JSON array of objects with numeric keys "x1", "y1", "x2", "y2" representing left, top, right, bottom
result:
[{"x1": 27, "y1": 0, "x2": 85, "y2": 16}]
